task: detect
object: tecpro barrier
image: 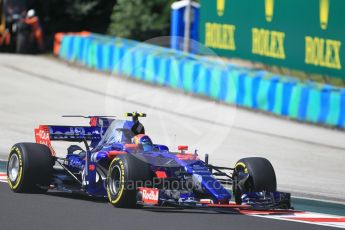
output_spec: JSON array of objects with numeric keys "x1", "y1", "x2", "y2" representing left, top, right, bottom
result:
[{"x1": 55, "y1": 33, "x2": 345, "y2": 129}]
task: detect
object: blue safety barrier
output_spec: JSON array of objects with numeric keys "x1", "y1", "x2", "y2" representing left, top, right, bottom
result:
[{"x1": 57, "y1": 33, "x2": 345, "y2": 129}]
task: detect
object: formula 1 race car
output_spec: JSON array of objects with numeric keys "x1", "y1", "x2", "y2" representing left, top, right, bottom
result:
[{"x1": 6, "y1": 112, "x2": 291, "y2": 211}]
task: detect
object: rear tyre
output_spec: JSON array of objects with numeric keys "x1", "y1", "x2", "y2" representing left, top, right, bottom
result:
[
  {"x1": 232, "y1": 157, "x2": 277, "y2": 204},
  {"x1": 107, "y1": 154, "x2": 153, "y2": 208},
  {"x1": 7, "y1": 143, "x2": 54, "y2": 193}
]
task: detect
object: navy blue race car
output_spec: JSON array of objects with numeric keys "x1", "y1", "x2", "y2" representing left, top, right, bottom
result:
[{"x1": 7, "y1": 112, "x2": 291, "y2": 210}]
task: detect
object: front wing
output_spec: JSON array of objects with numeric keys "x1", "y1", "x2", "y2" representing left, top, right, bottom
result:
[{"x1": 137, "y1": 187, "x2": 292, "y2": 211}]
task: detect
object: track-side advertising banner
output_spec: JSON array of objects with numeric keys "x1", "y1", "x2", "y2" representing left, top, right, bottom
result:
[{"x1": 199, "y1": 0, "x2": 345, "y2": 78}]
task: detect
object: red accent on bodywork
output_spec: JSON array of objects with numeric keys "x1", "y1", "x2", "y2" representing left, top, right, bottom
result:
[
  {"x1": 155, "y1": 171, "x2": 167, "y2": 178},
  {"x1": 200, "y1": 199, "x2": 213, "y2": 204},
  {"x1": 178, "y1": 145, "x2": 188, "y2": 151},
  {"x1": 89, "y1": 117, "x2": 98, "y2": 127},
  {"x1": 34, "y1": 125, "x2": 55, "y2": 156},
  {"x1": 124, "y1": 144, "x2": 140, "y2": 149},
  {"x1": 107, "y1": 151, "x2": 127, "y2": 158},
  {"x1": 88, "y1": 164, "x2": 96, "y2": 171},
  {"x1": 138, "y1": 187, "x2": 159, "y2": 205},
  {"x1": 175, "y1": 154, "x2": 199, "y2": 161}
]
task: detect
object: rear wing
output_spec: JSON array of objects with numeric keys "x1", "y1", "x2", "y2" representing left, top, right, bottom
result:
[{"x1": 34, "y1": 125, "x2": 104, "y2": 156}]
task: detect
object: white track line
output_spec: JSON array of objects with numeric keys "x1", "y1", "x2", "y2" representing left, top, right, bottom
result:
[{"x1": 254, "y1": 213, "x2": 345, "y2": 229}]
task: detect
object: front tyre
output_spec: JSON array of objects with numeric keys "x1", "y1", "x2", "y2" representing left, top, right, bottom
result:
[
  {"x1": 107, "y1": 154, "x2": 153, "y2": 208},
  {"x1": 232, "y1": 157, "x2": 277, "y2": 204},
  {"x1": 7, "y1": 143, "x2": 54, "y2": 193}
]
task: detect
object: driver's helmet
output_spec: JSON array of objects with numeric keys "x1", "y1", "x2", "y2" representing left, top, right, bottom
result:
[
  {"x1": 27, "y1": 9, "x2": 35, "y2": 18},
  {"x1": 132, "y1": 134, "x2": 153, "y2": 152}
]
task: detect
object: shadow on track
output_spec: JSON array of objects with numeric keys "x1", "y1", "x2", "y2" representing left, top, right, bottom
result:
[
  {"x1": 46, "y1": 191, "x2": 108, "y2": 203},
  {"x1": 45, "y1": 191, "x2": 238, "y2": 215},
  {"x1": 142, "y1": 206, "x2": 239, "y2": 215}
]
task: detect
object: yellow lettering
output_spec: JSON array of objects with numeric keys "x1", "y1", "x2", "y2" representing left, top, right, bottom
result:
[
  {"x1": 269, "y1": 31, "x2": 278, "y2": 58},
  {"x1": 304, "y1": 36, "x2": 342, "y2": 70},
  {"x1": 305, "y1": 36, "x2": 314, "y2": 64},
  {"x1": 277, "y1": 32, "x2": 285, "y2": 59},
  {"x1": 205, "y1": 23, "x2": 213, "y2": 48},
  {"x1": 262, "y1": 29, "x2": 270, "y2": 56},
  {"x1": 251, "y1": 28, "x2": 285, "y2": 59},
  {"x1": 204, "y1": 23, "x2": 236, "y2": 51},
  {"x1": 333, "y1": 41, "x2": 342, "y2": 69},
  {"x1": 317, "y1": 38, "x2": 324, "y2": 66}
]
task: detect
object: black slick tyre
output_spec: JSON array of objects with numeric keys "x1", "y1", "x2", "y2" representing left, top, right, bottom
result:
[
  {"x1": 7, "y1": 143, "x2": 54, "y2": 193},
  {"x1": 107, "y1": 154, "x2": 153, "y2": 208},
  {"x1": 232, "y1": 157, "x2": 277, "y2": 204}
]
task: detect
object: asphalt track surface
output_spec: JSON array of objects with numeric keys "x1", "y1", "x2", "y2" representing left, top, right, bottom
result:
[
  {"x1": 0, "y1": 183, "x2": 336, "y2": 230},
  {"x1": 0, "y1": 54, "x2": 344, "y2": 203}
]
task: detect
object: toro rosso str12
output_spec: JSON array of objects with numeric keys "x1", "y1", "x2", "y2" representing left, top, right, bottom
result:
[{"x1": 7, "y1": 112, "x2": 291, "y2": 210}]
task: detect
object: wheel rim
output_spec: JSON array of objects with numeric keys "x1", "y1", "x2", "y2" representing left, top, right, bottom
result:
[
  {"x1": 109, "y1": 165, "x2": 121, "y2": 195},
  {"x1": 8, "y1": 154, "x2": 20, "y2": 182},
  {"x1": 234, "y1": 166, "x2": 253, "y2": 193}
]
